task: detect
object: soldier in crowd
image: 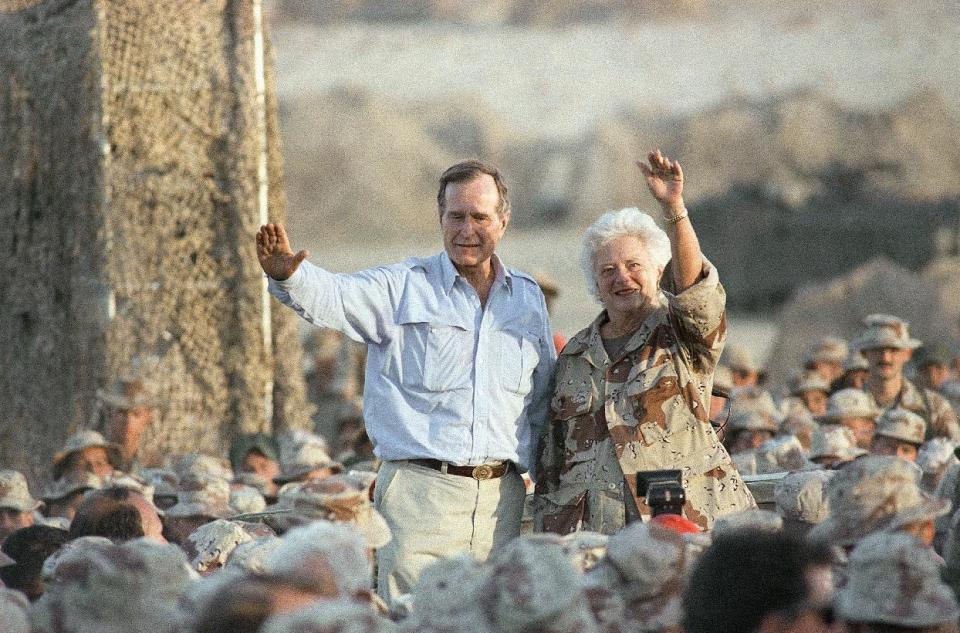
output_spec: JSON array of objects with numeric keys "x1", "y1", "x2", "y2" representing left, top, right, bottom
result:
[
  {"x1": 870, "y1": 407, "x2": 926, "y2": 462},
  {"x1": 788, "y1": 370, "x2": 831, "y2": 416},
  {"x1": 816, "y1": 388, "x2": 880, "y2": 450},
  {"x1": 854, "y1": 314, "x2": 960, "y2": 441},
  {"x1": 0, "y1": 525, "x2": 68, "y2": 601},
  {"x1": 837, "y1": 350, "x2": 870, "y2": 391},
  {"x1": 39, "y1": 471, "x2": 102, "y2": 522},
  {"x1": 230, "y1": 433, "x2": 282, "y2": 498},
  {"x1": 803, "y1": 336, "x2": 848, "y2": 386},
  {"x1": 807, "y1": 425, "x2": 866, "y2": 468},
  {"x1": 837, "y1": 532, "x2": 959, "y2": 633},
  {"x1": 774, "y1": 470, "x2": 832, "y2": 539},
  {"x1": 50, "y1": 430, "x2": 120, "y2": 480},
  {"x1": 536, "y1": 151, "x2": 754, "y2": 534},
  {"x1": 723, "y1": 343, "x2": 762, "y2": 388},
  {"x1": 0, "y1": 471, "x2": 39, "y2": 543},
  {"x1": 809, "y1": 455, "x2": 949, "y2": 550},
  {"x1": 96, "y1": 377, "x2": 159, "y2": 471},
  {"x1": 914, "y1": 344, "x2": 954, "y2": 392},
  {"x1": 68, "y1": 485, "x2": 166, "y2": 544}
]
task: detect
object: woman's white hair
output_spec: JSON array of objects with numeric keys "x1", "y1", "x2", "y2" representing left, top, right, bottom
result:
[{"x1": 579, "y1": 208, "x2": 672, "y2": 301}]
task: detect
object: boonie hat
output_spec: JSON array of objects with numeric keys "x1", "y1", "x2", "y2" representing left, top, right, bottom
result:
[
  {"x1": 816, "y1": 388, "x2": 880, "y2": 424},
  {"x1": 853, "y1": 314, "x2": 922, "y2": 351},
  {"x1": 874, "y1": 407, "x2": 926, "y2": 446},
  {"x1": 0, "y1": 470, "x2": 41, "y2": 512},
  {"x1": 51, "y1": 430, "x2": 121, "y2": 479},
  {"x1": 808, "y1": 455, "x2": 950, "y2": 546},
  {"x1": 836, "y1": 532, "x2": 959, "y2": 627}
]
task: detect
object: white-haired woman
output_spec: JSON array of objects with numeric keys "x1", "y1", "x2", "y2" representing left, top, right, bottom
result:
[{"x1": 534, "y1": 150, "x2": 755, "y2": 534}]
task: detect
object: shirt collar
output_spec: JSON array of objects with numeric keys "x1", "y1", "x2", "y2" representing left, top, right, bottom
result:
[{"x1": 439, "y1": 252, "x2": 512, "y2": 295}]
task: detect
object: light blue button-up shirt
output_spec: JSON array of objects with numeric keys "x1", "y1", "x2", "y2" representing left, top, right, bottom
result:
[{"x1": 269, "y1": 252, "x2": 556, "y2": 472}]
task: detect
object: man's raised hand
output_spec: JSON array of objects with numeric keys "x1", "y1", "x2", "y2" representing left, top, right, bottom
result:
[
  {"x1": 256, "y1": 223, "x2": 308, "y2": 281},
  {"x1": 637, "y1": 149, "x2": 684, "y2": 214}
]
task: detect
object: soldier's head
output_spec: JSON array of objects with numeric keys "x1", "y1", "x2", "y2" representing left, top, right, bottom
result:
[
  {"x1": 853, "y1": 315, "x2": 922, "y2": 382},
  {"x1": 683, "y1": 531, "x2": 836, "y2": 633}
]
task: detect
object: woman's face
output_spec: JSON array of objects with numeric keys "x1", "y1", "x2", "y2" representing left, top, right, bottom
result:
[{"x1": 593, "y1": 235, "x2": 663, "y2": 320}]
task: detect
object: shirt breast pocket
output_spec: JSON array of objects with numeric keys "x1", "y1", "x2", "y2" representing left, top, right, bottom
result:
[
  {"x1": 497, "y1": 326, "x2": 541, "y2": 394},
  {"x1": 393, "y1": 298, "x2": 474, "y2": 393},
  {"x1": 622, "y1": 365, "x2": 682, "y2": 447}
]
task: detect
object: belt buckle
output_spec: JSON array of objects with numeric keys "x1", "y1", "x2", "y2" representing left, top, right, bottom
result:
[{"x1": 471, "y1": 464, "x2": 494, "y2": 480}]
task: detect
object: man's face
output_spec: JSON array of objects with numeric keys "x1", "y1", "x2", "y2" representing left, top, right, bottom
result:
[
  {"x1": 732, "y1": 369, "x2": 759, "y2": 388},
  {"x1": 107, "y1": 406, "x2": 153, "y2": 460},
  {"x1": 730, "y1": 429, "x2": 773, "y2": 453},
  {"x1": 800, "y1": 390, "x2": 829, "y2": 416},
  {"x1": 863, "y1": 346, "x2": 911, "y2": 381},
  {"x1": 920, "y1": 363, "x2": 950, "y2": 390},
  {"x1": 870, "y1": 435, "x2": 919, "y2": 462},
  {"x1": 242, "y1": 450, "x2": 280, "y2": 481},
  {"x1": 593, "y1": 235, "x2": 663, "y2": 320},
  {"x1": 0, "y1": 507, "x2": 34, "y2": 540},
  {"x1": 67, "y1": 446, "x2": 114, "y2": 478},
  {"x1": 811, "y1": 361, "x2": 843, "y2": 383},
  {"x1": 440, "y1": 175, "x2": 507, "y2": 273},
  {"x1": 840, "y1": 417, "x2": 876, "y2": 450}
]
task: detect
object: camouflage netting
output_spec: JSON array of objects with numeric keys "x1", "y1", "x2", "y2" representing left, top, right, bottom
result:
[{"x1": 0, "y1": 0, "x2": 312, "y2": 485}]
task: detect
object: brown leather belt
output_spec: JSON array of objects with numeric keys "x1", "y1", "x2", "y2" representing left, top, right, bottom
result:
[{"x1": 408, "y1": 459, "x2": 510, "y2": 480}]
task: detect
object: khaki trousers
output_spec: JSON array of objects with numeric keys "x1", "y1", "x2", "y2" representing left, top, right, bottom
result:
[{"x1": 373, "y1": 459, "x2": 525, "y2": 603}]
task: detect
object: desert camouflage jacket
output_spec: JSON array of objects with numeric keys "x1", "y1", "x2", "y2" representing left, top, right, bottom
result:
[
  {"x1": 534, "y1": 261, "x2": 755, "y2": 533},
  {"x1": 866, "y1": 379, "x2": 960, "y2": 442}
]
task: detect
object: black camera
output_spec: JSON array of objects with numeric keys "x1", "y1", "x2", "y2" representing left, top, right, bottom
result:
[{"x1": 635, "y1": 469, "x2": 685, "y2": 518}]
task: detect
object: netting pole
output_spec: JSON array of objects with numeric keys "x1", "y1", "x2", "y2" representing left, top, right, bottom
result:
[{"x1": 252, "y1": 0, "x2": 274, "y2": 426}]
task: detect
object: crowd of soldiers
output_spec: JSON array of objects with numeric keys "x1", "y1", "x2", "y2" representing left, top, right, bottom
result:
[{"x1": 3, "y1": 311, "x2": 960, "y2": 632}]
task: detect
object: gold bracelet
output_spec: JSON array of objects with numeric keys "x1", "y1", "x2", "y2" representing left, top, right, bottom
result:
[{"x1": 664, "y1": 209, "x2": 688, "y2": 224}]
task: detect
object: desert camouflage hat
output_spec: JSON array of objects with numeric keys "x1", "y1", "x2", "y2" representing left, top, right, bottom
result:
[
  {"x1": 808, "y1": 455, "x2": 951, "y2": 546},
  {"x1": 0, "y1": 588, "x2": 31, "y2": 633},
  {"x1": 773, "y1": 470, "x2": 832, "y2": 525},
  {"x1": 804, "y1": 336, "x2": 848, "y2": 366},
  {"x1": 755, "y1": 435, "x2": 813, "y2": 473},
  {"x1": 275, "y1": 474, "x2": 390, "y2": 549},
  {"x1": 96, "y1": 376, "x2": 157, "y2": 410},
  {"x1": 263, "y1": 521, "x2": 372, "y2": 596},
  {"x1": 874, "y1": 407, "x2": 926, "y2": 446},
  {"x1": 788, "y1": 370, "x2": 831, "y2": 396},
  {"x1": 482, "y1": 536, "x2": 597, "y2": 633},
  {"x1": 229, "y1": 484, "x2": 266, "y2": 515},
  {"x1": 34, "y1": 537, "x2": 195, "y2": 633},
  {"x1": 729, "y1": 386, "x2": 782, "y2": 422},
  {"x1": 560, "y1": 530, "x2": 609, "y2": 573},
  {"x1": 165, "y1": 475, "x2": 233, "y2": 519},
  {"x1": 723, "y1": 344, "x2": 760, "y2": 373},
  {"x1": 408, "y1": 552, "x2": 491, "y2": 630},
  {"x1": 917, "y1": 437, "x2": 958, "y2": 475},
  {"x1": 187, "y1": 519, "x2": 254, "y2": 574},
  {"x1": 225, "y1": 535, "x2": 282, "y2": 573},
  {"x1": 0, "y1": 470, "x2": 41, "y2": 512},
  {"x1": 232, "y1": 471, "x2": 273, "y2": 496},
  {"x1": 725, "y1": 410, "x2": 778, "y2": 434},
  {"x1": 172, "y1": 453, "x2": 233, "y2": 483},
  {"x1": 842, "y1": 350, "x2": 870, "y2": 372},
  {"x1": 712, "y1": 509, "x2": 783, "y2": 535},
  {"x1": 261, "y1": 600, "x2": 397, "y2": 633},
  {"x1": 274, "y1": 439, "x2": 343, "y2": 484},
  {"x1": 853, "y1": 314, "x2": 922, "y2": 351},
  {"x1": 51, "y1": 430, "x2": 122, "y2": 479},
  {"x1": 585, "y1": 522, "x2": 687, "y2": 633},
  {"x1": 41, "y1": 471, "x2": 103, "y2": 502},
  {"x1": 816, "y1": 388, "x2": 880, "y2": 424},
  {"x1": 808, "y1": 425, "x2": 868, "y2": 462},
  {"x1": 836, "y1": 532, "x2": 959, "y2": 627}
]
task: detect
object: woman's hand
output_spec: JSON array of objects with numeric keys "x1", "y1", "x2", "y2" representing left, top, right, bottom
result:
[{"x1": 637, "y1": 149, "x2": 684, "y2": 215}]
